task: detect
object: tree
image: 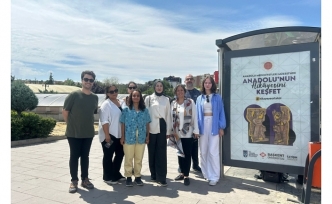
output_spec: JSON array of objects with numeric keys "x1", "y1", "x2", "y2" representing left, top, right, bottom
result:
[
  {"x1": 11, "y1": 75, "x2": 15, "y2": 82},
  {"x1": 162, "y1": 80, "x2": 174, "y2": 97},
  {"x1": 103, "y1": 77, "x2": 119, "y2": 86},
  {"x1": 45, "y1": 72, "x2": 54, "y2": 84},
  {"x1": 38, "y1": 89, "x2": 58, "y2": 94},
  {"x1": 141, "y1": 80, "x2": 174, "y2": 97},
  {"x1": 76, "y1": 82, "x2": 82, "y2": 88},
  {"x1": 91, "y1": 80, "x2": 105, "y2": 94},
  {"x1": 11, "y1": 81, "x2": 38, "y2": 116},
  {"x1": 63, "y1": 78, "x2": 76, "y2": 86}
]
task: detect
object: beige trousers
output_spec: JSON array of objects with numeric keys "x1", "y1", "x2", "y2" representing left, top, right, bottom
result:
[{"x1": 123, "y1": 130, "x2": 146, "y2": 177}]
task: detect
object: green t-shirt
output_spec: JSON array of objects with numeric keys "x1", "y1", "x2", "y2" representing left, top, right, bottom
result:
[{"x1": 63, "y1": 90, "x2": 98, "y2": 138}]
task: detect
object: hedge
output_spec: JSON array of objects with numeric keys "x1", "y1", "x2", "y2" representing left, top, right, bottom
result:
[{"x1": 11, "y1": 110, "x2": 57, "y2": 141}]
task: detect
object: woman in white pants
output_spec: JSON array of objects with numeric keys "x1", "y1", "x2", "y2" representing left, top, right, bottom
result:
[{"x1": 196, "y1": 76, "x2": 226, "y2": 186}]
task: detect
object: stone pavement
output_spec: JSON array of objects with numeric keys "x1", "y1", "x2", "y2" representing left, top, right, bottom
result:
[{"x1": 11, "y1": 137, "x2": 321, "y2": 204}]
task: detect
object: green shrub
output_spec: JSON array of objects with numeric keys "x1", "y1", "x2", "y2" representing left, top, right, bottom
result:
[
  {"x1": 11, "y1": 110, "x2": 23, "y2": 141},
  {"x1": 21, "y1": 112, "x2": 42, "y2": 139},
  {"x1": 39, "y1": 117, "x2": 57, "y2": 138},
  {"x1": 11, "y1": 111, "x2": 57, "y2": 141},
  {"x1": 11, "y1": 81, "x2": 38, "y2": 116}
]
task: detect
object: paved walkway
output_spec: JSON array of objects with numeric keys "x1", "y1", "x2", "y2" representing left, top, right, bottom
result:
[{"x1": 11, "y1": 137, "x2": 321, "y2": 204}]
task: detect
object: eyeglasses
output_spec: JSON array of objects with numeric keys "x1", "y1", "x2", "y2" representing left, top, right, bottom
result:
[
  {"x1": 206, "y1": 95, "x2": 209, "y2": 103},
  {"x1": 186, "y1": 78, "x2": 194, "y2": 81},
  {"x1": 128, "y1": 86, "x2": 137, "y2": 90},
  {"x1": 83, "y1": 78, "x2": 95, "y2": 83},
  {"x1": 108, "y1": 89, "x2": 118, "y2": 94}
]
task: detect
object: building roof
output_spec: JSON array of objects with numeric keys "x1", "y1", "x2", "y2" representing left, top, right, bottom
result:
[
  {"x1": 216, "y1": 26, "x2": 321, "y2": 51},
  {"x1": 26, "y1": 84, "x2": 81, "y2": 94},
  {"x1": 35, "y1": 94, "x2": 131, "y2": 107}
]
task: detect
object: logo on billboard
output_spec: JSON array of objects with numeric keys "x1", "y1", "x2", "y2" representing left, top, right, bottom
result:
[
  {"x1": 268, "y1": 153, "x2": 285, "y2": 160},
  {"x1": 264, "y1": 62, "x2": 273, "y2": 70},
  {"x1": 243, "y1": 150, "x2": 248, "y2": 157},
  {"x1": 287, "y1": 155, "x2": 298, "y2": 161},
  {"x1": 243, "y1": 150, "x2": 258, "y2": 158},
  {"x1": 260, "y1": 152, "x2": 266, "y2": 158}
]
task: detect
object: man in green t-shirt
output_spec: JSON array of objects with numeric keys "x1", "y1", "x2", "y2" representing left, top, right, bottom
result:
[{"x1": 62, "y1": 70, "x2": 98, "y2": 193}]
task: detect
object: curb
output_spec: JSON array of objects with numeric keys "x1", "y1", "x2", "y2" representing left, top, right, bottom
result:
[{"x1": 11, "y1": 131, "x2": 98, "y2": 147}]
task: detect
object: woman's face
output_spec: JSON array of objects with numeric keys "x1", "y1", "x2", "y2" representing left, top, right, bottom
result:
[
  {"x1": 107, "y1": 86, "x2": 118, "y2": 99},
  {"x1": 131, "y1": 90, "x2": 141, "y2": 103},
  {"x1": 204, "y1": 78, "x2": 212, "y2": 91},
  {"x1": 176, "y1": 86, "x2": 185, "y2": 99},
  {"x1": 127, "y1": 83, "x2": 137, "y2": 94},
  {"x1": 155, "y1": 82, "x2": 163, "y2": 93}
]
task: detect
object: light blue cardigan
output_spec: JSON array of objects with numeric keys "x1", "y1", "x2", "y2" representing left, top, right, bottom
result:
[{"x1": 196, "y1": 93, "x2": 226, "y2": 135}]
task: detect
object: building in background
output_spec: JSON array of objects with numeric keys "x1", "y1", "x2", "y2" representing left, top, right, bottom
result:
[
  {"x1": 163, "y1": 76, "x2": 182, "y2": 88},
  {"x1": 192, "y1": 73, "x2": 218, "y2": 88}
]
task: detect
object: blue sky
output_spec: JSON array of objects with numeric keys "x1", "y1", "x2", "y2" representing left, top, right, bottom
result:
[{"x1": 11, "y1": 0, "x2": 321, "y2": 84}]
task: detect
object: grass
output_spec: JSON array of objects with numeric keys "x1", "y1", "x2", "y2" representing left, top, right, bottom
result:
[{"x1": 50, "y1": 122, "x2": 99, "y2": 136}]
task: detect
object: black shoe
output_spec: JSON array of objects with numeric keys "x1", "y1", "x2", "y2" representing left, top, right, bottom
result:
[
  {"x1": 157, "y1": 181, "x2": 168, "y2": 187},
  {"x1": 81, "y1": 178, "x2": 94, "y2": 189},
  {"x1": 193, "y1": 166, "x2": 202, "y2": 172},
  {"x1": 135, "y1": 177, "x2": 144, "y2": 186},
  {"x1": 174, "y1": 174, "x2": 184, "y2": 181},
  {"x1": 184, "y1": 178, "x2": 190, "y2": 186},
  {"x1": 150, "y1": 176, "x2": 157, "y2": 182},
  {"x1": 126, "y1": 177, "x2": 133, "y2": 187}
]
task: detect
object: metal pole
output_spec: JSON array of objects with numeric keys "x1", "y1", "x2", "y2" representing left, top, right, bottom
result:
[{"x1": 218, "y1": 47, "x2": 225, "y2": 178}]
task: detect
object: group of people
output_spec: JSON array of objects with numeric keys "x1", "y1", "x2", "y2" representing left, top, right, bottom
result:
[{"x1": 62, "y1": 70, "x2": 226, "y2": 194}]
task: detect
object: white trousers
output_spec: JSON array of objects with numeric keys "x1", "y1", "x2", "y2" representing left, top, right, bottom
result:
[{"x1": 199, "y1": 116, "x2": 220, "y2": 181}]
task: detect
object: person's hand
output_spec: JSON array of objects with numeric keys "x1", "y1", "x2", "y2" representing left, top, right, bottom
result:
[
  {"x1": 105, "y1": 135, "x2": 111, "y2": 143},
  {"x1": 219, "y1": 129, "x2": 224, "y2": 137},
  {"x1": 120, "y1": 137, "x2": 125, "y2": 145},
  {"x1": 145, "y1": 136, "x2": 149, "y2": 144},
  {"x1": 166, "y1": 135, "x2": 170, "y2": 139},
  {"x1": 194, "y1": 134, "x2": 200, "y2": 139}
]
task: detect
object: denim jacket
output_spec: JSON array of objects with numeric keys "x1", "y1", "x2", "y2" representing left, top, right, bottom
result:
[{"x1": 196, "y1": 93, "x2": 226, "y2": 135}]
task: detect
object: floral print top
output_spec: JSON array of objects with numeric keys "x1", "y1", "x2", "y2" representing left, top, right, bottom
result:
[{"x1": 120, "y1": 107, "x2": 151, "y2": 144}]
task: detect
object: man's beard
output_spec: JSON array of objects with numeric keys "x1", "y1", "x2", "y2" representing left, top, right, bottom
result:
[{"x1": 186, "y1": 83, "x2": 194, "y2": 90}]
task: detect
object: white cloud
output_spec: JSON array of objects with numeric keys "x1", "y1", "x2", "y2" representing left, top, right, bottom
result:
[
  {"x1": 11, "y1": 0, "x2": 305, "y2": 83},
  {"x1": 11, "y1": 61, "x2": 45, "y2": 79}
]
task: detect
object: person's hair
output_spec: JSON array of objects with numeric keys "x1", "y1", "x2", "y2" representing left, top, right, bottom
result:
[
  {"x1": 104, "y1": 84, "x2": 117, "y2": 100},
  {"x1": 81, "y1": 70, "x2": 96, "y2": 80},
  {"x1": 173, "y1": 84, "x2": 186, "y2": 96},
  {"x1": 128, "y1": 89, "x2": 146, "y2": 110},
  {"x1": 127, "y1": 81, "x2": 137, "y2": 88},
  {"x1": 201, "y1": 75, "x2": 217, "y2": 94}
]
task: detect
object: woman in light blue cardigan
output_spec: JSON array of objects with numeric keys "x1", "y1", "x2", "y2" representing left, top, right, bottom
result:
[{"x1": 196, "y1": 76, "x2": 226, "y2": 186}]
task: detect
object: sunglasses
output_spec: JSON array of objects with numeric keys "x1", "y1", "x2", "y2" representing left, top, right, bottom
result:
[
  {"x1": 83, "y1": 78, "x2": 95, "y2": 83},
  {"x1": 128, "y1": 86, "x2": 137, "y2": 90},
  {"x1": 186, "y1": 78, "x2": 194, "y2": 81},
  {"x1": 206, "y1": 95, "x2": 210, "y2": 103},
  {"x1": 108, "y1": 89, "x2": 118, "y2": 94}
]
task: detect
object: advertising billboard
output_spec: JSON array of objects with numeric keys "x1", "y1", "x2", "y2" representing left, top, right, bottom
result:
[
  {"x1": 230, "y1": 51, "x2": 310, "y2": 167},
  {"x1": 222, "y1": 42, "x2": 320, "y2": 174}
]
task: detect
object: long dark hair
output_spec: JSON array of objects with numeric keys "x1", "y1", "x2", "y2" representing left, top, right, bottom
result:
[
  {"x1": 128, "y1": 89, "x2": 146, "y2": 111},
  {"x1": 104, "y1": 84, "x2": 117, "y2": 100},
  {"x1": 201, "y1": 76, "x2": 217, "y2": 95},
  {"x1": 127, "y1": 81, "x2": 137, "y2": 88}
]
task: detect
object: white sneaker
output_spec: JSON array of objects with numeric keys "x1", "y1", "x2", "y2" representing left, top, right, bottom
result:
[
  {"x1": 209, "y1": 180, "x2": 218, "y2": 186},
  {"x1": 104, "y1": 180, "x2": 118, "y2": 185}
]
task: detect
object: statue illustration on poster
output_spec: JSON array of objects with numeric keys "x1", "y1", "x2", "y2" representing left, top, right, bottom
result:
[
  {"x1": 244, "y1": 103, "x2": 296, "y2": 146},
  {"x1": 272, "y1": 106, "x2": 290, "y2": 145},
  {"x1": 245, "y1": 106, "x2": 270, "y2": 143}
]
